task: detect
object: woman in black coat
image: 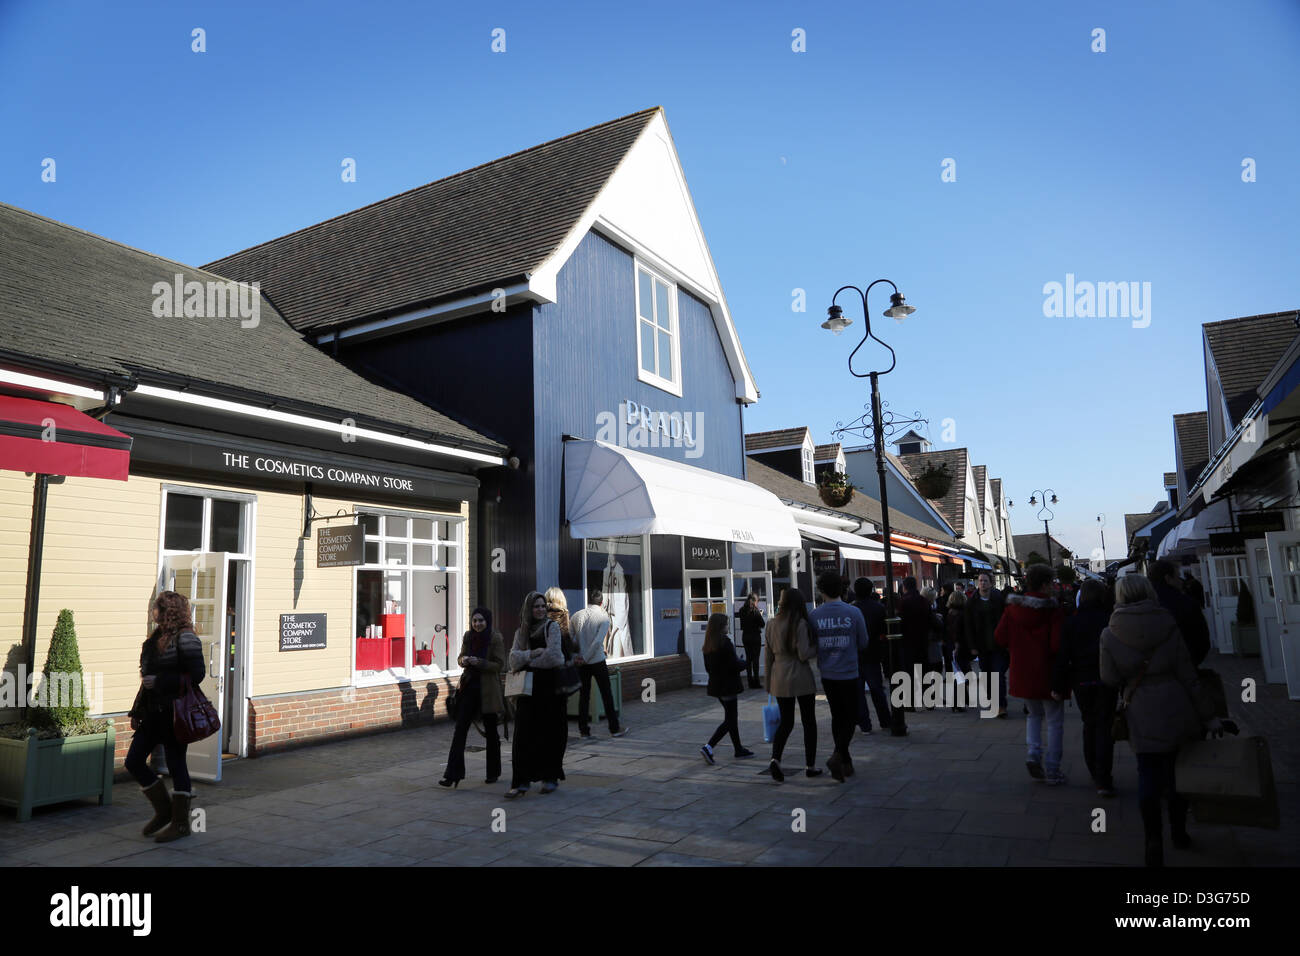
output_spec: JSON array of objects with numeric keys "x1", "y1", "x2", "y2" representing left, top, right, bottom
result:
[
  {"x1": 125, "y1": 590, "x2": 206, "y2": 843},
  {"x1": 735, "y1": 593, "x2": 766, "y2": 689},
  {"x1": 700, "y1": 613, "x2": 755, "y2": 763},
  {"x1": 1053, "y1": 579, "x2": 1118, "y2": 796}
]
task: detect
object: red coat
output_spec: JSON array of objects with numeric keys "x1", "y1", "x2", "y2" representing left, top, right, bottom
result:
[{"x1": 994, "y1": 592, "x2": 1062, "y2": 700}]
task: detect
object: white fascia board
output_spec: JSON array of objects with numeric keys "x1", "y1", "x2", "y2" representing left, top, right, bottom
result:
[
  {"x1": 785, "y1": 504, "x2": 861, "y2": 532},
  {"x1": 133, "y1": 384, "x2": 506, "y2": 466},
  {"x1": 528, "y1": 110, "x2": 760, "y2": 404},
  {"x1": 316, "y1": 282, "x2": 537, "y2": 345},
  {"x1": 748, "y1": 442, "x2": 808, "y2": 454},
  {"x1": 0, "y1": 366, "x2": 106, "y2": 403}
]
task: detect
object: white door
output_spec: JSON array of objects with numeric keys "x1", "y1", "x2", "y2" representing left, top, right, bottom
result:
[
  {"x1": 1246, "y1": 542, "x2": 1286, "y2": 684},
  {"x1": 684, "y1": 571, "x2": 733, "y2": 685},
  {"x1": 1264, "y1": 532, "x2": 1300, "y2": 700},
  {"x1": 160, "y1": 553, "x2": 229, "y2": 782},
  {"x1": 1207, "y1": 555, "x2": 1246, "y2": 654},
  {"x1": 731, "y1": 571, "x2": 774, "y2": 677}
]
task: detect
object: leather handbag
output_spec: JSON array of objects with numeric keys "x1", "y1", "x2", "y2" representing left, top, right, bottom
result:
[
  {"x1": 173, "y1": 673, "x2": 221, "y2": 745},
  {"x1": 556, "y1": 631, "x2": 581, "y2": 697},
  {"x1": 1176, "y1": 735, "x2": 1280, "y2": 829}
]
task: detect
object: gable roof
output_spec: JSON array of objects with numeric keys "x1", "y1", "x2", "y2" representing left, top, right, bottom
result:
[
  {"x1": 1126, "y1": 511, "x2": 1162, "y2": 540},
  {"x1": 203, "y1": 109, "x2": 661, "y2": 335},
  {"x1": 1013, "y1": 533, "x2": 1071, "y2": 563},
  {"x1": 1173, "y1": 411, "x2": 1210, "y2": 491},
  {"x1": 1204, "y1": 311, "x2": 1300, "y2": 425},
  {"x1": 0, "y1": 202, "x2": 505, "y2": 457},
  {"x1": 895, "y1": 447, "x2": 970, "y2": 536},
  {"x1": 894, "y1": 429, "x2": 926, "y2": 445},
  {"x1": 990, "y1": 477, "x2": 1003, "y2": 511},
  {"x1": 746, "y1": 457, "x2": 956, "y2": 545},
  {"x1": 745, "y1": 427, "x2": 811, "y2": 452},
  {"x1": 813, "y1": 443, "x2": 842, "y2": 461},
  {"x1": 1163, "y1": 471, "x2": 1177, "y2": 487},
  {"x1": 971, "y1": 465, "x2": 988, "y2": 514}
]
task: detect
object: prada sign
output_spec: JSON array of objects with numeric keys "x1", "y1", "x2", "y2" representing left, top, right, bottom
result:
[{"x1": 685, "y1": 537, "x2": 727, "y2": 570}]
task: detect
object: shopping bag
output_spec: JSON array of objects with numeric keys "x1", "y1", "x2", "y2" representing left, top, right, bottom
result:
[
  {"x1": 762, "y1": 694, "x2": 780, "y2": 743},
  {"x1": 1175, "y1": 735, "x2": 1279, "y2": 829},
  {"x1": 504, "y1": 670, "x2": 533, "y2": 698}
]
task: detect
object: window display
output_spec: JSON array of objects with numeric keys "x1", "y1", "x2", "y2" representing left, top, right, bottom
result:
[{"x1": 586, "y1": 536, "x2": 645, "y2": 659}]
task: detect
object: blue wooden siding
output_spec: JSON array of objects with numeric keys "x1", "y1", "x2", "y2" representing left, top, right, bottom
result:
[{"x1": 532, "y1": 229, "x2": 746, "y2": 587}]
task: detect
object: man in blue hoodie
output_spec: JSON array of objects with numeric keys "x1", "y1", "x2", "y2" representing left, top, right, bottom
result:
[{"x1": 810, "y1": 570, "x2": 869, "y2": 781}]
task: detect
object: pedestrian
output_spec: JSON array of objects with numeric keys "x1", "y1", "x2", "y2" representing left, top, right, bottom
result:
[
  {"x1": 851, "y1": 578, "x2": 892, "y2": 734},
  {"x1": 700, "y1": 613, "x2": 755, "y2": 763},
  {"x1": 963, "y1": 571, "x2": 1008, "y2": 717},
  {"x1": 1147, "y1": 559, "x2": 1211, "y2": 667},
  {"x1": 922, "y1": 586, "x2": 945, "y2": 676},
  {"x1": 124, "y1": 590, "x2": 206, "y2": 843},
  {"x1": 504, "y1": 591, "x2": 567, "y2": 797},
  {"x1": 1182, "y1": 571, "x2": 1205, "y2": 610},
  {"x1": 1051, "y1": 581, "x2": 1116, "y2": 797},
  {"x1": 569, "y1": 588, "x2": 627, "y2": 738},
  {"x1": 996, "y1": 564, "x2": 1066, "y2": 784},
  {"x1": 809, "y1": 571, "x2": 868, "y2": 781},
  {"x1": 762, "y1": 588, "x2": 821, "y2": 781},
  {"x1": 898, "y1": 576, "x2": 931, "y2": 707},
  {"x1": 440, "y1": 607, "x2": 506, "y2": 788},
  {"x1": 736, "y1": 592, "x2": 766, "y2": 690},
  {"x1": 1101, "y1": 574, "x2": 1222, "y2": 866},
  {"x1": 945, "y1": 589, "x2": 968, "y2": 712}
]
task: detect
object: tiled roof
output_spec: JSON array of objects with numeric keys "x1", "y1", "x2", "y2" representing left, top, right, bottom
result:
[
  {"x1": 990, "y1": 477, "x2": 1003, "y2": 512},
  {"x1": 1163, "y1": 472, "x2": 1177, "y2": 486},
  {"x1": 1126, "y1": 512, "x2": 1161, "y2": 540},
  {"x1": 896, "y1": 448, "x2": 969, "y2": 536},
  {"x1": 1012, "y1": 533, "x2": 1072, "y2": 564},
  {"x1": 1204, "y1": 311, "x2": 1300, "y2": 425},
  {"x1": 203, "y1": 108, "x2": 661, "y2": 334},
  {"x1": 745, "y1": 427, "x2": 811, "y2": 452},
  {"x1": 972, "y1": 465, "x2": 988, "y2": 514},
  {"x1": 0, "y1": 202, "x2": 505, "y2": 455},
  {"x1": 1173, "y1": 411, "x2": 1209, "y2": 490},
  {"x1": 813, "y1": 443, "x2": 842, "y2": 461},
  {"x1": 746, "y1": 457, "x2": 956, "y2": 545}
]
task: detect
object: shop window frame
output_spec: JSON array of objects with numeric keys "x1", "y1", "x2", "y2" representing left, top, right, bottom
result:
[{"x1": 578, "y1": 532, "x2": 654, "y2": 663}]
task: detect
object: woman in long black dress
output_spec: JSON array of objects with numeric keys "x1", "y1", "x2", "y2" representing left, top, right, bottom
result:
[
  {"x1": 439, "y1": 607, "x2": 506, "y2": 788},
  {"x1": 505, "y1": 591, "x2": 566, "y2": 797}
]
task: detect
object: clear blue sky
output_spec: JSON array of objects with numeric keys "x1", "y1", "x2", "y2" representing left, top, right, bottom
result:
[{"x1": 3, "y1": 0, "x2": 1297, "y2": 558}]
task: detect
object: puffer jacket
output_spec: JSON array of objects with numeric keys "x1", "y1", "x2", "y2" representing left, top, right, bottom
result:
[
  {"x1": 994, "y1": 592, "x2": 1062, "y2": 699},
  {"x1": 1100, "y1": 599, "x2": 1213, "y2": 754},
  {"x1": 764, "y1": 615, "x2": 818, "y2": 698}
]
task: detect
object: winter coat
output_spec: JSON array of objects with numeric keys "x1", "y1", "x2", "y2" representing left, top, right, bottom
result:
[
  {"x1": 704, "y1": 638, "x2": 746, "y2": 699},
  {"x1": 764, "y1": 616, "x2": 818, "y2": 698},
  {"x1": 854, "y1": 596, "x2": 887, "y2": 666},
  {"x1": 963, "y1": 590, "x2": 1005, "y2": 656},
  {"x1": 994, "y1": 592, "x2": 1062, "y2": 700},
  {"x1": 1100, "y1": 599, "x2": 1213, "y2": 754},
  {"x1": 1053, "y1": 605, "x2": 1108, "y2": 696},
  {"x1": 458, "y1": 629, "x2": 506, "y2": 716},
  {"x1": 1153, "y1": 579, "x2": 1211, "y2": 668},
  {"x1": 899, "y1": 590, "x2": 932, "y2": 663},
  {"x1": 130, "y1": 629, "x2": 205, "y2": 719},
  {"x1": 736, "y1": 605, "x2": 766, "y2": 642}
]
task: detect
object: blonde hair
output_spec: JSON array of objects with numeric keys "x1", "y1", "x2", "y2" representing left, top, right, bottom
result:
[
  {"x1": 1115, "y1": 574, "x2": 1157, "y2": 606},
  {"x1": 543, "y1": 587, "x2": 569, "y2": 613},
  {"x1": 947, "y1": 591, "x2": 966, "y2": 609}
]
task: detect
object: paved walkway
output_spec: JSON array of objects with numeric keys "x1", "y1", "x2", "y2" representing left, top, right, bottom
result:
[{"x1": 1, "y1": 652, "x2": 1295, "y2": 867}]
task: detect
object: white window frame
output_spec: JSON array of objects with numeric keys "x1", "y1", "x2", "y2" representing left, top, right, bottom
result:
[
  {"x1": 802, "y1": 446, "x2": 815, "y2": 484},
  {"x1": 158, "y1": 485, "x2": 256, "y2": 560},
  {"x1": 634, "y1": 260, "x2": 684, "y2": 397},
  {"x1": 578, "y1": 533, "x2": 654, "y2": 663}
]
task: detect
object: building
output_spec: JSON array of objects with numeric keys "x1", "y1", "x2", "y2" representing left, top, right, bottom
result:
[
  {"x1": 0, "y1": 202, "x2": 507, "y2": 777},
  {"x1": 1012, "y1": 533, "x2": 1073, "y2": 568},
  {"x1": 204, "y1": 107, "x2": 801, "y2": 693}
]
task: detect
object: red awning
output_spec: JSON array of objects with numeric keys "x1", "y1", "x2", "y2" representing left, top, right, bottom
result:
[
  {"x1": 0, "y1": 395, "x2": 131, "y2": 480},
  {"x1": 882, "y1": 536, "x2": 950, "y2": 565}
]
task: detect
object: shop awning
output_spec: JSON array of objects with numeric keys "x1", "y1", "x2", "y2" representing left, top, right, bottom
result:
[
  {"x1": 564, "y1": 439, "x2": 801, "y2": 551},
  {"x1": 794, "y1": 523, "x2": 887, "y2": 561},
  {"x1": 0, "y1": 394, "x2": 131, "y2": 480},
  {"x1": 886, "y1": 537, "x2": 950, "y2": 565}
]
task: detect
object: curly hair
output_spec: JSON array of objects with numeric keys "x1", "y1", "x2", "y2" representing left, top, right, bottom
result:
[{"x1": 151, "y1": 590, "x2": 194, "y2": 650}]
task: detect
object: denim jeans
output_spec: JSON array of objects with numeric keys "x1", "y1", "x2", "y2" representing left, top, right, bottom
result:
[
  {"x1": 125, "y1": 711, "x2": 191, "y2": 792},
  {"x1": 1025, "y1": 698, "x2": 1065, "y2": 773}
]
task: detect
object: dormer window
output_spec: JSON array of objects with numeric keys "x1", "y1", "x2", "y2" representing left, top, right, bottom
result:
[
  {"x1": 802, "y1": 446, "x2": 814, "y2": 483},
  {"x1": 898, "y1": 442, "x2": 920, "y2": 455},
  {"x1": 636, "y1": 262, "x2": 682, "y2": 396}
]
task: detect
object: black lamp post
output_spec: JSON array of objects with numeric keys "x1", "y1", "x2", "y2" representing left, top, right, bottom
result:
[
  {"x1": 1010, "y1": 490, "x2": 1059, "y2": 566},
  {"x1": 1096, "y1": 513, "x2": 1107, "y2": 570},
  {"x1": 824, "y1": 280, "x2": 915, "y2": 737}
]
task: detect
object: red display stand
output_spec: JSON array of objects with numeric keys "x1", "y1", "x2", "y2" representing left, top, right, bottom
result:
[
  {"x1": 388, "y1": 637, "x2": 406, "y2": 668},
  {"x1": 414, "y1": 649, "x2": 434, "y2": 666},
  {"x1": 356, "y1": 638, "x2": 387, "y2": 670}
]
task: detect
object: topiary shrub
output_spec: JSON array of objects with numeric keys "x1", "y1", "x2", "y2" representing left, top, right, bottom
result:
[{"x1": 35, "y1": 609, "x2": 89, "y2": 732}]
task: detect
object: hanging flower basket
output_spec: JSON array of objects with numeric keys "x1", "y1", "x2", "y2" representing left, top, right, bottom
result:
[
  {"x1": 817, "y1": 471, "x2": 855, "y2": 507},
  {"x1": 914, "y1": 462, "x2": 952, "y2": 500}
]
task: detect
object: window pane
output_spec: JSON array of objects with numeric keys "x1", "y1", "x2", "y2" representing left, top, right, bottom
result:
[
  {"x1": 658, "y1": 330, "x2": 673, "y2": 381},
  {"x1": 385, "y1": 515, "x2": 409, "y2": 538},
  {"x1": 210, "y1": 499, "x2": 242, "y2": 553},
  {"x1": 364, "y1": 541, "x2": 379, "y2": 564},
  {"x1": 638, "y1": 270, "x2": 653, "y2": 319},
  {"x1": 412, "y1": 518, "x2": 434, "y2": 541},
  {"x1": 655, "y1": 280, "x2": 670, "y2": 330},
  {"x1": 413, "y1": 544, "x2": 434, "y2": 566},
  {"x1": 585, "y1": 536, "x2": 644, "y2": 658},
  {"x1": 640, "y1": 320, "x2": 656, "y2": 374},
  {"x1": 360, "y1": 514, "x2": 380, "y2": 536},
  {"x1": 385, "y1": 542, "x2": 407, "y2": 565},
  {"x1": 164, "y1": 493, "x2": 203, "y2": 551}
]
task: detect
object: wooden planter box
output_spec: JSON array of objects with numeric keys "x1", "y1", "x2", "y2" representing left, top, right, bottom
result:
[{"x1": 0, "y1": 725, "x2": 115, "y2": 822}]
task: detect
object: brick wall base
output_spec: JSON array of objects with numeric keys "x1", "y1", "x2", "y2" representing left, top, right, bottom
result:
[{"x1": 610, "y1": 654, "x2": 691, "y2": 700}]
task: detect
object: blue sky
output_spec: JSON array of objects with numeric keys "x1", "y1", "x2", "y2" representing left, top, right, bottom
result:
[{"x1": 3, "y1": 0, "x2": 1297, "y2": 558}]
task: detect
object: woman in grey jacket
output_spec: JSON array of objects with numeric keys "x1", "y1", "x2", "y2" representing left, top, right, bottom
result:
[
  {"x1": 763, "y1": 589, "x2": 821, "y2": 782},
  {"x1": 1100, "y1": 575, "x2": 1221, "y2": 867}
]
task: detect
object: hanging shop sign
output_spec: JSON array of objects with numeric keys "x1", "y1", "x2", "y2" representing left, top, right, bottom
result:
[
  {"x1": 684, "y1": 537, "x2": 727, "y2": 570},
  {"x1": 813, "y1": 551, "x2": 840, "y2": 575},
  {"x1": 280, "y1": 613, "x2": 327, "y2": 651},
  {"x1": 1209, "y1": 532, "x2": 1247, "y2": 556},
  {"x1": 661, "y1": 607, "x2": 681, "y2": 619},
  {"x1": 1237, "y1": 511, "x2": 1285, "y2": 535},
  {"x1": 317, "y1": 523, "x2": 364, "y2": 568}
]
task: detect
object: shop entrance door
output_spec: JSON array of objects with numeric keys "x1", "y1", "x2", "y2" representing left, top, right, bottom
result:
[
  {"x1": 684, "y1": 571, "x2": 732, "y2": 685},
  {"x1": 1264, "y1": 532, "x2": 1300, "y2": 700},
  {"x1": 1245, "y1": 541, "x2": 1285, "y2": 684},
  {"x1": 1206, "y1": 555, "x2": 1247, "y2": 653},
  {"x1": 731, "y1": 571, "x2": 774, "y2": 678},
  {"x1": 160, "y1": 553, "x2": 230, "y2": 782}
]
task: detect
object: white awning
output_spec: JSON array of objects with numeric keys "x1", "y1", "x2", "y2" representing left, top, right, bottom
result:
[
  {"x1": 564, "y1": 440, "x2": 801, "y2": 551},
  {"x1": 1158, "y1": 499, "x2": 1232, "y2": 558},
  {"x1": 794, "y1": 522, "x2": 888, "y2": 561}
]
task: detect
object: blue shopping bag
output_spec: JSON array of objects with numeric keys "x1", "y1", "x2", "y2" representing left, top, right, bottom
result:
[{"x1": 762, "y1": 694, "x2": 780, "y2": 743}]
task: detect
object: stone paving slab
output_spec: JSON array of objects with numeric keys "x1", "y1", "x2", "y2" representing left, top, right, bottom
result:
[{"x1": 1, "y1": 650, "x2": 1296, "y2": 866}]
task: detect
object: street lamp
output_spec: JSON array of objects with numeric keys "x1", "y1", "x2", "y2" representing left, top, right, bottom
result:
[
  {"x1": 1009, "y1": 489, "x2": 1060, "y2": 566},
  {"x1": 824, "y1": 280, "x2": 915, "y2": 737},
  {"x1": 1096, "y1": 513, "x2": 1106, "y2": 570}
]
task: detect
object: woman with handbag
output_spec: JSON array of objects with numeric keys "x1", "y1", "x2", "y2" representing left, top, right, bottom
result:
[
  {"x1": 504, "y1": 591, "x2": 566, "y2": 797},
  {"x1": 1101, "y1": 575, "x2": 1221, "y2": 867},
  {"x1": 124, "y1": 590, "x2": 206, "y2": 843},
  {"x1": 439, "y1": 607, "x2": 506, "y2": 788},
  {"x1": 762, "y1": 589, "x2": 820, "y2": 782},
  {"x1": 700, "y1": 613, "x2": 756, "y2": 764}
]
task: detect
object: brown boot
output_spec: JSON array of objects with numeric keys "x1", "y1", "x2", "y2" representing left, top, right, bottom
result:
[
  {"x1": 154, "y1": 791, "x2": 193, "y2": 843},
  {"x1": 141, "y1": 779, "x2": 171, "y2": 837}
]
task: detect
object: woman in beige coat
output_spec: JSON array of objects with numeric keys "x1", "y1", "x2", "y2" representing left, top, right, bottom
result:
[{"x1": 763, "y1": 589, "x2": 821, "y2": 782}]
